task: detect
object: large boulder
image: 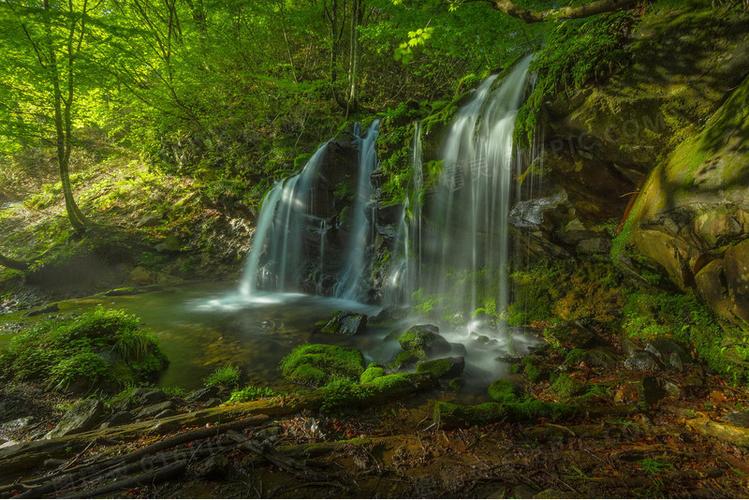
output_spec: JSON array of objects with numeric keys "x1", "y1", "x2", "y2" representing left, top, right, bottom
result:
[{"x1": 398, "y1": 325, "x2": 451, "y2": 359}]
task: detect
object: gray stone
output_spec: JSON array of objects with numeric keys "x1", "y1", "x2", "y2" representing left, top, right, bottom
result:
[
  {"x1": 624, "y1": 351, "x2": 660, "y2": 371},
  {"x1": 0, "y1": 417, "x2": 34, "y2": 440},
  {"x1": 139, "y1": 389, "x2": 169, "y2": 405},
  {"x1": 102, "y1": 411, "x2": 133, "y2": 428},
  {"x1": 576, "y1": 237, "x2": 611, "y2": 255},
  {"x1": 136, "y1": 400, "x2": 174, "y2": 420},
  {"x1": 509, "y1": 191, "x2": 568, "y2": 230},
  {"x1": 186, "y1": 386, "x2": 220, "y2": 403},
  {"x1": 450, "y1": 342, "x2": 468, "y2": 356},
  {"x1": 645, "y1": 339, "x2": 691, "y2": 369},
  {"x1": 724, "y1": 411, "x2": 749, "y2": 428},
  {"x1": 46, "y1": 399, "x2": 104, "y2": 439},
  {"x1": 320, "y1": 311, "x2": 368, "y2": 336}
]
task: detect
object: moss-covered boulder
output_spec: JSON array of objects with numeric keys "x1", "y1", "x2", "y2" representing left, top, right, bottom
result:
[
  {"x1": 0, "y1": 307, "x2": 168, "y2": 394},
  {"x1": 359, "y1": 363, "x2": 386, "y2": 384},
  {"x1": 415, "y1": 357, "x2": 464, "y2": 379},
  {"x1": 398, "y1": 324, "x2": 451, "y2": 359},
  {"x1": 321, "y1": 372, "x2": 437, "y2": 413},
  {"x1": 280, "y1": 343, "x2": 365, "y2": 387}
]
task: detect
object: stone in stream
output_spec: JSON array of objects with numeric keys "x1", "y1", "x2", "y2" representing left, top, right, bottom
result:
[
  {"x1": 398, "y1": 325, "x2": 451, "y2": 359},
  {"x1": 319, "y1": 311, "x2": 368, "y2": 336},
  {"x1": 45, "y1": 399, "x2": 105, "y2": 439},
  {"x1": 416, "y1": 357, "x2": 465, "y2": 379}
]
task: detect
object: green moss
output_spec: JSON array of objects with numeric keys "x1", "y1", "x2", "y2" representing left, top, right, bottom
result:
[
  {"x1": 549, "y1": 373, "x2": 587, "y2": 401},
  {"x1": 415, "y1": 358, "x2": 462, "y2": 379},
  {"x1": 280, "y1": 343, "x2": 365, "y2": 387},
  {"x1": 389, "y1": 350, "x2": 419, "y2": 370},
  {"x1": 320, "y1": 373, "x2": 418, "y2": 413},
  {"x1": 623, "y1": 290, "x2": 749, "y2": 384},
  {"x1": 434, "y1": 398, "x2": 576, "y2": 427},
  {"x1": 522, "y1": 357, "x2": 545, "y2": 383},
  {"x1": 227, "y1": 385, "x2": 277, "y2": 404},
  {"x1": 360, "y1": 364, "x2": 386, "y2": 384},
  {"x1": 204, "y1": 364, "x2": 241, "y2": 389},
  {"x1": 515, "y1": 11, "x2": 635, "y2": 147},
  {"x1": 0, "y1": 307, "x2": 167, "y2": 393},
  {"x1": 487, "y1": 379, "x2": 519, "y2": 404}
]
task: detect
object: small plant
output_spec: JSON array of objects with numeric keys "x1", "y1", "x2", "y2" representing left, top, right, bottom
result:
[
  {"x1": 204, "y1": 364, "x2": 241, "y2": 389},
  {"x1": 227, "y1": 385, "x2": 276, "y2": 404},
  {"x1": 640, "y1": 458, "x2": 673, "y2": 475}
]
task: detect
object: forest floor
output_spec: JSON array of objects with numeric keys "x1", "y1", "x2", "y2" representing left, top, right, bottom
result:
[
  {"x1": 1, "y1": 321, "x2": 748, "y2": 499},
  {"x1": 0, "y1": 152, "x2": 252, "y2": 313}
]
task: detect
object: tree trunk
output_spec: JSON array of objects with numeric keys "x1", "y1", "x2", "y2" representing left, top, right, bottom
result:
[
  {"x1": 44, "y1": 0, "x2": 86, "y2": 233},
  {"x1": 490, "y1": 0, "x2": 638, "y2": 22}
]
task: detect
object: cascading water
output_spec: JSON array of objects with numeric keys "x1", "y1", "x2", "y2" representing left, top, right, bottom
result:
[
  {"x1": 240, "y1": 144, "x2": 329, "y2": 296},
  {"x1": 240, "y1": 120, "x2": 380, "y2": 303},
  {"x1": 384, "y1": 122, "x2": 423, "y2": 306},
  {"x1": 419, "y1": 55, "x2": 533, "y2": 328},
  {"x1": 335, "y1": 120, "x2": 381, "y2": 301}
]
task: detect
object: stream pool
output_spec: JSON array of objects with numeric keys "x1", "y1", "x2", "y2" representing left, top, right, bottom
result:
[{"x1": 0, "y1": 282, "x2": 538, "y2": 393}]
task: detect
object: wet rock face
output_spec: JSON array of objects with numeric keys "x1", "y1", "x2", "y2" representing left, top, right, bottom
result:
[
  {"x1": 318, "y1": 311, "x2": 368, "y2": 336},
  {"x1": 631, "y1": 205, "x2": 749, "y2": 324},
  {"x1": 46, "y1": 399, "x2": 104, "y2": 439}
]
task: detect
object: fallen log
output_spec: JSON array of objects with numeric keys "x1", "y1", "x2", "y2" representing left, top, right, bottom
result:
[{"x1": 64, "y1": 460, "x2": 187, "y2": 498}]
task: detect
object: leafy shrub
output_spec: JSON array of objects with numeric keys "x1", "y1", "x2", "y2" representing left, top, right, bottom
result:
[{"x1": 0, "y1": 307, "x2": 167, "y2": 393}]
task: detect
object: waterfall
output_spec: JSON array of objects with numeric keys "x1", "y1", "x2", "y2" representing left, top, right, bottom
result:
[
  {"x1": 384, "y1": 121, "x2": 424, "y2": 306},
  {"x1": 335, "y1": 120, "x2": 381, "y2": 301},
  {"x1": 240, "y1": 121, "x2": 381, "y2": 303},
  {"x1": 420, "y1": 55, "x2": 533, "y2": 325},
  {"x1": 239, "y1": 144, "x2": 329, "y2": 296}
]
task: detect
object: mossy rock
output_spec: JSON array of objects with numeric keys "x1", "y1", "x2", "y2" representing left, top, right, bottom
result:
[
  {"x1": 487, "y1": 379, "x2": 520, "y2": 404},
  {"x1": 415, "y1": 357, "x2": 465, "y2": 379},
  {"x1": 549, "y1": 373, "x2": 587, "y2": 401},
  {"x1": 321, "y1": 372, "x2": 435, "y2": 413},
  {"x1": 434, "y1": 398, "x2": 576, "y2": 429},
  {"x1": 280, "y1": 343, "x2": 365, "y2": 387},
  {"x1": 389, "y1": 350, "x2": 420, "y2": 371},
  {"x1": 398, "y1": 324, "x2": 451, "y2": 359},
  {"x1": 359, "y1": 363, "x2": 386, "y2": 384}
]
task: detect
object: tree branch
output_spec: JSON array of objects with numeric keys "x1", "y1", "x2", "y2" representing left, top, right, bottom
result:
[{"x1": 489, "y1": 0, "x2": 638, "y2": 22}]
